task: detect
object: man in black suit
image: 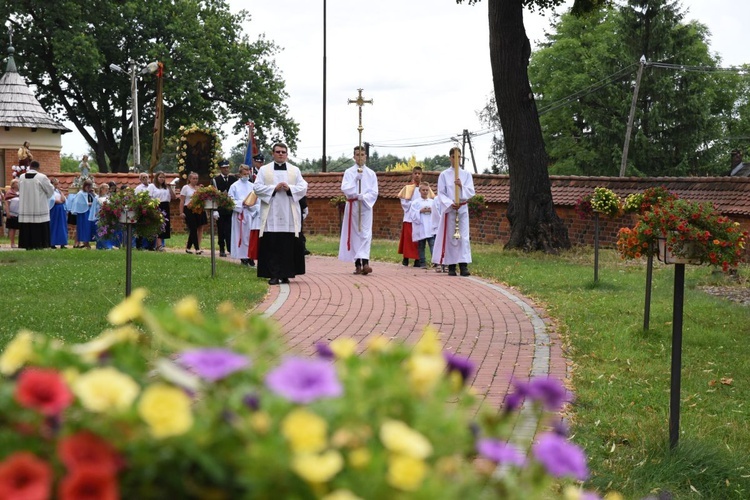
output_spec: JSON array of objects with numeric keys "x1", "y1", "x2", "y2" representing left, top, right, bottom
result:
[{"x1": 212, "y1": 160, "x2": 237, "y2": 257}]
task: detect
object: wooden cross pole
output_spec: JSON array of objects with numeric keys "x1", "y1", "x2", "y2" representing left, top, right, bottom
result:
[{"x1": 347, "y1": 89, "x2": 373, "y2": 231}]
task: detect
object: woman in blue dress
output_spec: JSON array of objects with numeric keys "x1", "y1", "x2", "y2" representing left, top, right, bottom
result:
[{"x1": 48, "y1": 177, "x2": 68, "y2": 248}]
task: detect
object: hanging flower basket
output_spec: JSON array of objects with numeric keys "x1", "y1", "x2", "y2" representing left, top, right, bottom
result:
[
  {"x1": 657, "y1": 233, "x2": 702, "y2": 265},
  {"x1": 98, "y1": 189, "x2": 165, "y2": 241},
  {"x1": 118, "y1": 209, "x2": 137, "y2": 225},
  {"x1": 188, "y1": 186, "x2": 235, "y2": 214}
]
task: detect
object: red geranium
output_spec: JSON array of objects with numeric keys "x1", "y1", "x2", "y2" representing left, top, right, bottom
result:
[
  {"x1": 58, "y1": 467, "x2": 119, "y2": 500},
  {"x1": 15, "y1": 368, "x2": 74, "y2": 416},
  {"x1": 0, "y1": 452, "x2": 53, "y2": 500},
  {"x1": 58, "y1": 432, "x2": 121, "y2": 475}
]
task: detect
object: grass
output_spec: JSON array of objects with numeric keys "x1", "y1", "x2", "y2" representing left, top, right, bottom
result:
[{"x1": 2, "y1": 232, "x2": 749, "y2": 498}]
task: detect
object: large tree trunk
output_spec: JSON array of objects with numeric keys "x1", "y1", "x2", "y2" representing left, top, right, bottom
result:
[{"x1": 489, "y1": 0, "x2": 570, "y2": 252}]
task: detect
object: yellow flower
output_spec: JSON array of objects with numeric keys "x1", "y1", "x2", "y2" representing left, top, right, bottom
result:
[
  {"x1": 291, "y1": 450, "x2": 343, "y2": 483},
  {"x1": 73, "y1": 367, "x2": 140, "y2": 413},
  {"x1": 407, "y1": 354, "x2": 445, "y2": 396},
  {"x1": 138, "y1": 383, "x2": 194, "y2": 438},
  {"x1": 174, "y1": 296, "x2": 202, "y2": 323},
  {"x1": 330, "y1": 338, "x2": 357, "y2": 359},
  {"x1": 107, "y1": 288, "x2": 147, "y2": 325},
  {"x1": 366, "y1": 335, "x2": 390, "y2": 353},
  {"x1": 0, "y1": 330, "x2": 35, "y2": 375},
  {"x1": 387, "y1": 454, "x2": 428, "y2": 491},
  {"x1": 414, "y1": 326, "x2": 441, "y2": 355},
  {"x1": 323, "y1": 490, "x2": 363, "y2": 500},
  {"x1": 281, "y1": 409, "x2": 328, "y2": 453},
  {"x1": 71, "y1": 325, "x2": 140, "y2": 362},
  {"x1": 348, "y1": 447, "x2": 371, "y2": 469},
  {"x1": 250, "y1": 411, "x2": 272, "y2": 435},
  {"x1": 380, "y1": 420, "x2": 432, "y2": 459}
]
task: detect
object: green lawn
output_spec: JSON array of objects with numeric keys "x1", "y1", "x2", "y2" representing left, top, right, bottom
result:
[{"x1": 2, "y1": 232, "x2": 749, "y2": 498}]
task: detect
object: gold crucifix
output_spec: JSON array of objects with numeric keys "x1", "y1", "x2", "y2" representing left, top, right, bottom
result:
[{"x1": 347, "y1": 89, "x2": 373, "y2": 232}]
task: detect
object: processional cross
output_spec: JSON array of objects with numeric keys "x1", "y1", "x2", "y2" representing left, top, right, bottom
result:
[{"x1": 347, "y1": 88, "x2": 373, "y2": 231}]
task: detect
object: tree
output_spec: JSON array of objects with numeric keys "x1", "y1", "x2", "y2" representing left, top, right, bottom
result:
[
  {"x1": 2, "y1": 0, "x2": 299, "y2": 173},
  {"x1": 528, "y1": 0, "x2": 739, "y2": 176},
  {"x1": 457, "y1": 0, "x2": 604, "y2": 251}
]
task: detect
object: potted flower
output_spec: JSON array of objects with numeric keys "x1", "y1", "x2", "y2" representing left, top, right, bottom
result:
[
  {"x1": 467, "y1": 194, "x2": 488, "y2": 219},
  {"x1": 188, "y1": 186, "x2": 235, "y2": 214},
  {"x1": 329, "y1": 194, "x2": 347, "y2": 214},
  {"x1": 589, "y1": 187, "x2": 621, "y2": 218},
  {"x1": 97, "y1": 188, "x2": 165, "y2": 241},
  {"x1": 0, "y1": 292, "x2": 597, "y2": 499},
  {"x1": 618, "y1": 198, "x2": 748, "y2": 270}
]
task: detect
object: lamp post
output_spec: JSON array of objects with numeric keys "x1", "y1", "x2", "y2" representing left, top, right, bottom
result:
[{"x1": 110, "y1": 60, "x2": 159, "y2": 171}]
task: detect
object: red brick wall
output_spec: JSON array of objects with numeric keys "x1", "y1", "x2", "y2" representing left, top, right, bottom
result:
[{"x1": 3, "y1": 149, "x2": 61, "y2": 186}]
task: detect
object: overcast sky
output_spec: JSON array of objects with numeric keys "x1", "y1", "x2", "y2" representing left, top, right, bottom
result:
[{"x1": 61, "y1": 0, "x2": 750, "y2": 170}]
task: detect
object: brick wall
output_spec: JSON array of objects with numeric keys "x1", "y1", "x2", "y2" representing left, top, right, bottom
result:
[{"x1": 3, "y1": 149, "x2": 61, "y2": 187}]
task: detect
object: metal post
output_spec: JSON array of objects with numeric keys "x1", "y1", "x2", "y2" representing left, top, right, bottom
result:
[
  {"x1": 594, "y1": 213, "x2": 600, "y2": 283},
  {"x1": 322, "y1": 0, "x2": 327, "y2": 172},
  {"x1": 129, "y1": 60, "x2": 141, "y2": 171},
  {"x1": 209, "y1": 210, "x2": 216, "y2": 277},
  {"x1": 669, "y1": 263, "x2": 685, "y2": 449},
  {"x1": 125, "y1": 223, "x2": 133, "y2": 297},
  {"x1": 643, "y1": 249, "x2": 654, "y2": 331}
]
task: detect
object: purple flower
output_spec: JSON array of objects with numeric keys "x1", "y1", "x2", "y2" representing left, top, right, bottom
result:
[
  {"x1": 314, "y1": 341, "x2": 334, "y2": 360},
  {"x1": 476, "y1": 438, "x2": 526, "y2": 467},
  {"x1": 532, "y1": 432, "x2": 589, "y2": 481},
  {"x1": 443, "y1": 353, "x2": 475, "y2": 384},
  {"x1": 243, "y1": 393, "x2": 260, "y2": 411},
  {"x1": 503, "y1": 379, "x2": 531, "y2": 412},
  {"x1": 527, "y1": 377, "x2": 571, "y2": 411},
  {"x1": 178, "y1": 348, "x2": 251, "y2": 382},
  {"x1": 265, "y1": 357, "x2": 342, "y2": 404}
]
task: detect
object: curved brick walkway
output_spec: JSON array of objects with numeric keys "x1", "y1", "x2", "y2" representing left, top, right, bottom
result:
[{"x1": 252, "y1": 256, "x2": 568, "y2": 412}]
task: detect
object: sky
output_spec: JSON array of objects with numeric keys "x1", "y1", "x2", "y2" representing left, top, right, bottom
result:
[{"x1": 60, "y1": 0, "x2": 750, "y2": 171}]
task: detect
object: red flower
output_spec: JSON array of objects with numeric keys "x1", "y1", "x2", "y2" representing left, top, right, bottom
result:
[
  {"x1": 0, "y1": 452, "x2": 53, "y2": 500},
  {"x1": 15, "y1": 368, "x2": 74, "y2": 416},
  {"x1": 58, "y1": 467, "x2": 119, "y2": 500},
  {"x1": 58, "y1": 432, "x2": 121, "y2": 475}
]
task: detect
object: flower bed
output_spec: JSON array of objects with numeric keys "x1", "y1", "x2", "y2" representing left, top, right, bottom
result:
[{"x1": 0, "y1": 292, "x2": 599, "y2": 499}]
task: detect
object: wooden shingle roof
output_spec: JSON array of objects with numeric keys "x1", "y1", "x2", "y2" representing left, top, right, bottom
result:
[{"x1": 0, "y1": 45, "x2": 70, "y2": 132}]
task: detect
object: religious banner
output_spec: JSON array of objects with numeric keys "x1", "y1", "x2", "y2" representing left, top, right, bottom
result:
[{"x1": 176, "y1": 125, "x2": 221, "y2": 187}]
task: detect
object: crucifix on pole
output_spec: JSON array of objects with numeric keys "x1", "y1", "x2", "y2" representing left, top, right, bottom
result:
[{"x1": 347, "y1": 88, "x2": 373, "y2": 231}]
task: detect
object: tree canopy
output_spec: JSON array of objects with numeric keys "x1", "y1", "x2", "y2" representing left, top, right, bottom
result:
[
  {"x1": 528, "y1": 0, "x2": 745, "y2": 176},
  {"x1": 1, "y1": 0, "x2": 299, "y2": 172}
]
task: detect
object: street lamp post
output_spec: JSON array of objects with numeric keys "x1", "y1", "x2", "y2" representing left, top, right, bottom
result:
[{"x1": 110, "y1": 60, "x2": 159, "y2": 171}]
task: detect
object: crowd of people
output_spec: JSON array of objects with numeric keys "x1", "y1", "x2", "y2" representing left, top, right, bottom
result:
[{"x1": 2, "y1": 143, "x2": 475, "y2": 283}]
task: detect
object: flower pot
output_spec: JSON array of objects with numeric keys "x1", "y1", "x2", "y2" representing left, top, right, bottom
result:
[
  {"x1": 119, "y1": 209, "x2": 137, "y2": 224},
  {"x1": 657, "y1": 235, "x2": 702, "y2": 265},
  {"x1": 204, "y1": 199, "x2": 217, "y2": 211}
]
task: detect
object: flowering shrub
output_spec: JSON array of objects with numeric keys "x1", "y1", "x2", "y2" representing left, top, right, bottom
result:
[
  {"x1": 467, "y1": 194, "x2": 488, "y2": 219},
  {"x1": 574, "y1": 195, "x2": 593, "y2": 220},
  {"x1": 622, "y1": 193, "x2": 643, "y2": 214},
  {"x1": 639, "y1": 186, "x2": 678, "y2": 214},
  {"x1": 618, "y1": 198, "x2": 748, "y2": 270},
  {"x1": 176, "y1": 124, "x2": 222, "y2": 179},
  {"x1": 589, "y1": 187, "x2": 621, "y2": 218},
  {"x1": 0, "y1": 292, "x2": 601, "y2": 499},
  {"x1": 97, "y1": 188, "x2": 166, "y2": 241},
  {"x1": 188, "y1": 185, "x2": 235, "y2": 214}
]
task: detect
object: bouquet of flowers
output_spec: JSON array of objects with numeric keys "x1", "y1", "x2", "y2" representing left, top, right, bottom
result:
[
  {"x1": 187, "y1": 186, "x2": 235, "y2": 214},
  {"x1": 11, "y1": 165, "x2": 28, "y2": 179},
  {"x1": 467, "y1": 194, "x2": 488, "y2": 219},
  {"x1": 97, "y1": 188, "x2": 166, "y2": 241},
  {"x1": 0, "y1": 292, "x2": 600, "y2": 499},
  {"x1": 589, "y1": 187, "x2": 621, "y2": 218},
  {"x1": 618, "y1": 198, "x2": 748, "y2": 270}
]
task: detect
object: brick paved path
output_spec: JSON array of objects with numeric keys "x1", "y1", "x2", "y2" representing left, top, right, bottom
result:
[{"x1": 253, "y1": 256, "x2": 568, "y2": 412}]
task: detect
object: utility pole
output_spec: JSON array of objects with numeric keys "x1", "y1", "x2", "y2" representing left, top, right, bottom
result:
[
  {"x1": 464, "y1": 129, "x2": 478, "y2": 173},
  {"x1": 620, "y1": 56, "x2": 646, "y2": 177},
  {"x1": 322, "y1": 0, "x2": 327, "y2": 172}
]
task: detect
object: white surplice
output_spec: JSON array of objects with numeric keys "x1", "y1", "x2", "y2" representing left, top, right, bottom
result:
[
  {"x1": 338, "y1": 164, "x2": 378, "y2": 261},
  {"x1": 228, "y1": 178, "x2": 258, "y2": 259},
  {"x1": 432, "y1": 167, "x2": 475, "y2": 265},
  {"x1": 409, "y1": 197, "x2": 436, "y2": 242},
  {"x1": 253, "y1": 163, "x2": 307, "y2": 236}
]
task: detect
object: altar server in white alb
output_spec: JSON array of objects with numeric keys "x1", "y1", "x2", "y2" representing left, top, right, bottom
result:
[
  {"x1": 409, "y1": 182, "x2": 436, "y2": 269},
  {"x1": 338, "y1": 145, "x2": 378, "y2": 275},
  {"x1": 432, "y1": 147, "x2": 475, "y2": 276},
  {"x1": 228, "y1": 164, "x2": 259, "y2": 267},
  {"x1": 253, "y1": 143, "x2": 308, "y2": 285}
]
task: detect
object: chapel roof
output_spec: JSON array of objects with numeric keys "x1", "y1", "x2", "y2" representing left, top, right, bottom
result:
[{"x1": 0, "y1": 37, "x2": 70, "y2": 133}]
